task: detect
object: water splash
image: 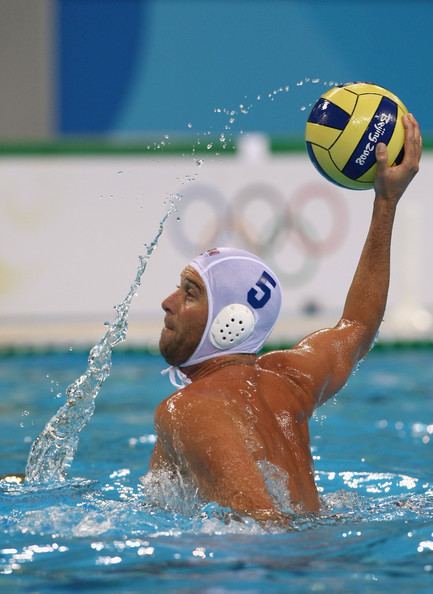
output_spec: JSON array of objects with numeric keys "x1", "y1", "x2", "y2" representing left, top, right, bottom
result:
[
  {"x1": 25, "y1": 206, "x2": 176, "y2": 485},
  {"x1": 207, "y1": 79, "x2": 327, "y2": 150}
]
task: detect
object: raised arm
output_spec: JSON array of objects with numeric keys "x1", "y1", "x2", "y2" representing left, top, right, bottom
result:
[
  {"x1": 261, "y1": 114, "x2": 422, "y2": 412},
  {"x1": 341, "y1": 113, "x2": 422, "y2": 343}
]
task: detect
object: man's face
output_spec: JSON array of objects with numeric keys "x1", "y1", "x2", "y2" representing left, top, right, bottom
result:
[{"x1": 159, "y1": 266, "x2": 208, "y2": 367}]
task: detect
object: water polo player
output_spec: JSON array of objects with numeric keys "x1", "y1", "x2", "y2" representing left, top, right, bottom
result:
[{"x1": 150, "y1": 114, "x2": 422, "y2": 523}]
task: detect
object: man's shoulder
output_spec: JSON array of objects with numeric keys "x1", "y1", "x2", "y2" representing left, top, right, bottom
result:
[
  {"x1": 257, "y1": 349, "x2": 317, "y2": 413},
  {"x1": 156, "y1": 383, "x2": 228, "y2": 421},
  {"x1": 156, "y1": 386, "x2": 237, "y2": 448},
  {"x1": 257, "y1": 349, "x2": 296, "y2": 371},
  {"x1": 258, "y1": 347, "x2": 317, "y2": 378}
]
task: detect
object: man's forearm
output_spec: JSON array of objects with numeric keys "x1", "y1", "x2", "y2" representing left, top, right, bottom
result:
[
  {"x1": 340, "y1": 114, "x2": 421, "y2": 355},
  {"x1": 342, "y1": 197, "x2": 397, "y2": 341}
]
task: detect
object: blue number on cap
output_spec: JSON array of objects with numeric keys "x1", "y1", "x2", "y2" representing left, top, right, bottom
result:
[{"x1": 247, "y1": 271, "x2": 277, "y2": 309}]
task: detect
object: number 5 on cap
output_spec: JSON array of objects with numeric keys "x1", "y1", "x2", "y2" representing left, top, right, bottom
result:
[{"x1": 247, "y1": 271, "x2": 277, "y2": 309}]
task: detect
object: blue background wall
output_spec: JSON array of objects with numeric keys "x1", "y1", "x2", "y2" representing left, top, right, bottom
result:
[{"x1": 58, "y1": 0, "x2": 433, "y2": 138}]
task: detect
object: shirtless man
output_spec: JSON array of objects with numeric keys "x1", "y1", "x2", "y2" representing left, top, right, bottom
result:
[{"x1": 150, "y1": 114, "x2": 422, "y2": 523}]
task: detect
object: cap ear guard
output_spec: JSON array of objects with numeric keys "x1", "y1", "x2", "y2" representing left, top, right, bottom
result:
[{"x1": 209, "y1": 304, "x2": 256, "y2": 350}]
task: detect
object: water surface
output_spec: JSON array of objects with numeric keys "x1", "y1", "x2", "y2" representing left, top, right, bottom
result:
[{"x1": 1, "y1": 349, "x2": 433, "y2": 593}]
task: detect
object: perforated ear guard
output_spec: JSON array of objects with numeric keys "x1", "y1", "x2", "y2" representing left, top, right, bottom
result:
[{"x1": 209, "y1": 304, "x2": 256, "y2": 350}]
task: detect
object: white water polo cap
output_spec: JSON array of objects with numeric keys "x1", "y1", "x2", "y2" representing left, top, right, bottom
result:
[{"x1": 182, "y1": 247, "x2": 282, "y2": 367}]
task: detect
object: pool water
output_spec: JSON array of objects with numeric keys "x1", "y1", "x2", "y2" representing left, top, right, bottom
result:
[{"x1": 1, "y1": 349, "x2": 433, "y2": 593}]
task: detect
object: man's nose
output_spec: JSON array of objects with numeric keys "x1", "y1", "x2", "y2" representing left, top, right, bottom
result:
[{"x1": 161, "y1": 289, "x2": 178, "y2": 313}]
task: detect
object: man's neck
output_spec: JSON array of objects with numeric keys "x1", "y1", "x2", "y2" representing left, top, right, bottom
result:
[{"x1": 180, "y1": 353, "x2": 257, "y2": 383}]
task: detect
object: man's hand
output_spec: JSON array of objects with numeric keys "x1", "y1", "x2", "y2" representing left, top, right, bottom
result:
[{"x1": 374, "y1": 113, "x2": 422, "y2": 203}]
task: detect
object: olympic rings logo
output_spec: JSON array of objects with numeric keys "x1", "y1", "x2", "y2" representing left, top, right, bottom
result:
[{"x1": 168, "y1": 181, "x2": 349, "y2": 287}]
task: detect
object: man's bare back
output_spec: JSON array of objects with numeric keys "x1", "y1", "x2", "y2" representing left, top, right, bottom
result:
[
  {"x1": 152, "y1": 353, "x2": 321, "y2": 519},
  {"x1": 150, "y1": 114, "x2": 422, "y2": 524}
]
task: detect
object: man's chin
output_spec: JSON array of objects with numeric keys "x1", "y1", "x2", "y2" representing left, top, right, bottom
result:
[
  {"x1": 159, "y1": 344, "x2": 189, "y2": 369},
  {"x1": 159, "y1": 330, "x2": 197, "y2": 368},
  {"x1": 159, "y1": 337, "x2": 179, "y2": 367}
]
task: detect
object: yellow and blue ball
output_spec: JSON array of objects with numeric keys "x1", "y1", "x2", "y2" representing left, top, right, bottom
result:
[{"x1": 305, "y1": 82, "x2": 408, "y2": 190}]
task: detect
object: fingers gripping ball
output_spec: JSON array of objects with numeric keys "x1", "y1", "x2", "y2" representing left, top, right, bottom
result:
[{"x1": 305, "y1": 82, "x2": 408, "y2": 190}]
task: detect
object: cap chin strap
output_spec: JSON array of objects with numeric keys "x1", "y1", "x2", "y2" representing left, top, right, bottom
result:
[{"x1": 161, "y1": 365, "x2": 192, "y2": 389}]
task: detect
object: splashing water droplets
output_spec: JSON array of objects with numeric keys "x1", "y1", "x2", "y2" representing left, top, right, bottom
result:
[{"x1": 25, "y1": 207, "x2": 175, "y2": 485}]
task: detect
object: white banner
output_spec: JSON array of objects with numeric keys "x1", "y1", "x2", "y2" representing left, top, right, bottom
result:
[{"x1": 0, "y1": 143, "x2": 431, "y2": 345}]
